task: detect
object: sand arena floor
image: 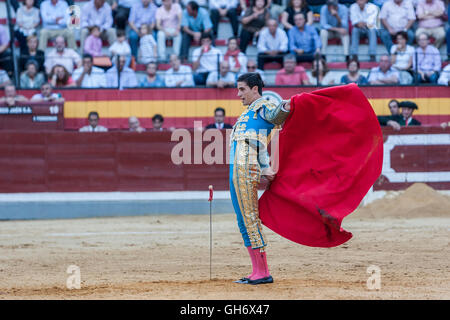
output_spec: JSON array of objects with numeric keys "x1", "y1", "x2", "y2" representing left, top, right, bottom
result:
[{"x1": 0, "y1": 184, "x2": 449, "y2": 300}]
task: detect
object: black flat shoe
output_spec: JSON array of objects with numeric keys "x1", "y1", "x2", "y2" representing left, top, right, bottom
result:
[
  {"x1": 233, "y1": 277, "x2": 250, "y2": 284},
  {"x1": 247, "y1": 276, "x2": 273, "y2": 285}
]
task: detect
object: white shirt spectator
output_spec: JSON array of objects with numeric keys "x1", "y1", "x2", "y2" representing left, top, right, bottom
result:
[
  {"x1": 72, "y1": 66, "x2": 107, "y2": 88},
  {"x1": 379, "y1": 0, "x2": 416, "y2": 33},
  {"x1": 79, "y1": 125, "x2": 108, "y2": 132},
  {"x1": 350, "y1": 1, "x2": 379, "y2": 28},
  {"x1": 109, "y1": 40, "x2": 132, "y2": 57},
  {"x1": 45, "y1": 48, "x2": 81, "y2": 74},
  {"x1": 191, "y1": 46, "x2": 223, "y2": 73},
  {"x1": 257, "y1": 27, "x2": 288, "y2": 53},
  {"x1": 390, "y1": 44, "x2": 415, "y2": 70},
  {"x1": 224, "y1": 53, "x2": 248, "y2": 74},
  {"x1": 209, "y1": 0, "x2": 239, "y2": 10},
  {"x1": 206, "y1": 71, "x2": 236, "y2": 86},
  {"x1": 368, "y1": 66, "x2": 400, "y2": 83},
  {"x1": 81, "y1": 0, "x2": 114, "y2": 30},
  {"x1": 437, "y1": 64, "x2": 450, "y2": 86},
  {"x1": 106, "y1": 66, "x2": 138, "y2": 88},
  {"x1": 16, "y1": 4, "x2": 40, "y2": 36},
  {"x1": 40, "y1": 0, "x2": 69, "y2": 29},
  {"x1": 138, "y1": 34, "x2": 157, "y2": 64},
  {"x1": 165, "y1": 65, "x2": 195, "y2": 87},
  {"x1": 31, "y1": 92, "x2": 61, "y2": 101}
]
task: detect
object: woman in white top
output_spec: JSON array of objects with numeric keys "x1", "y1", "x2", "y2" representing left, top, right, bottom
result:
[
  {"x1": 309, "y1": 57, "x2": 336, "y2": 86},
  {"x1": 390, "y1": 31, "x2": 414, "y2": 85},
  {"x1": 15, "y1": 0, "x2": 40, "y2": 52},
  {"x1": 223, "y1": 37, "x2": 248, "y2": 74}
]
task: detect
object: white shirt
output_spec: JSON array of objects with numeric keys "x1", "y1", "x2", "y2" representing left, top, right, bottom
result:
[
  {"x1": 72, "y1": 66, "x2": 107, "y2": 88},
  {"x1": 165, "y1": 65, "x2": 195, "y2": 87},
  {"x1": 257, "y1": 27, "x2": 288, "y2": 53},
  {"x1": 79, "y1": 125, "x2": 108, "y2": 132},
  {"x1": 206, "y1": 71, "x2": 236, "y2": 86},
  {"x1": 138, "y1": 34, "x2": 157, "y2": 64},
  {"x1": 109, "y1": 41, "x2": 132, "y2": 57},
  {"x1": 379, "y1": 0, "x2": 416, "y2": 32},
  {"x1": 31, "y1": 92, "x2": 61, "y2": 101},
  {"x1": 350, "y1": 2, "x2": 379, "y2": 28},
  {"x1": 390, "y1": 44, "x2": 414, "y2": 70},
  {"x1": 45, "y1": 48, "x2": 81, "y2": 74},
  {"x1": 225, "y1": 52, "x2": 248, "y2": 74},
  {"x1": 209, "y1": 0, "x2": 239, "y2": 10},
  {"x1": 191, "y1": 46, "x2": 223, "y2": 73},
  {"x1": 437, "y1": 64, "x2": 450, "y2": 86}
]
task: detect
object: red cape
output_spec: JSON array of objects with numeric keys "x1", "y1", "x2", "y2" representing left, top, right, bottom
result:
[{"x1": 259, "y1": 84, "x2": 383, "y2": 247}]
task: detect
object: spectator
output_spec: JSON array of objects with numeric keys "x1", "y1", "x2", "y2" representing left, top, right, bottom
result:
[
  {"x1": 224, "y1": 37, "x2": 248, "y2": 74},
  {"x1": 379, "y1": 0, "x2": 416, "y2": 53},
  {"x1": 48, "y1": 64, "x2": 76, "y2": 88},
  {"x1": 398, "y1": 100, "x2": 421, "y2": 126},
  {"x1": 156, "y1": 0, "x2": 182, "y2": 60},
  {"x1": 340, "y1": 58, "x2": 369, "y2": 85},
  {"x1": 79, "y1": 111, "x2": 109, "y2": 132},
  {"x1": 390, "y1": 31, "x2": 414, "y2": 84},
  {"x1": 191, "y1": 32, "x2": 223, "y2": 85},
  {"x1": 288, "y1": 12, "x2": 321, "y2": 62},
  {"x1": 413, "y1": 33, "x2": 441, "y2": 84},
  {"x1": 415, "y1": 0, "x2": 445, "y2": 48},
  {"x1": 180, "y1": 1, "x2": 213, "y2": 62},
  {"x1": 129, "y1": 116, "x2": 146, "y2": 132},
  {"x1": 244, "y1": 59, "x2": 266, "y2": 81},
  {"x1": 0, "y1": 69, "x2": 11, "y2": 88},
  {"x1": 19, "y1": 34, "x2": 45, "y2": 73},
  {"x1": 128, "y1": 0, "x2": 157, "y2": 59},
  {"x1": 239, "y1": 0, "x2": 270, "y2": 53},
  {"x1": 84, "y1": 26, "x2": 103, "y2": 57},
  {"x1": 269, "y1": 0, "x2": 288, "y2": 21},
  {"x1": 206, "y1": 60, "x2": 236, "y2": 88},
  {"x1": 139, "y1": 62, "x2": 164, "y2": 87},
  {"x1": 275, "y1": 54, "x2": 311, "y2": 85},
  {"x1": 205, "y1": 107, "x2": 233, "y2": 129},
  {"x1": 112, "y1": 0, "x2": 140, "y2": 31},
  {"x1": 31, "y1": 83, "x2": 64, "y2": 102},
  {"x1": 377, "y1": 99, "x2": 403, "y2": 130},
  {"x1": 165, "y1": 54, "x2": 195, "y2": 87},
  {"x1": 350, "y1": 0, "x2": 379, "y2": 62},
  {"x1": 20, "y1": 60, "x2": 45, "y2": 89},
  {"x1": 257, "y1": 19, "x2": 288, "y2": 70},
  {"x1": 320, "y1": 0, "x2": 350, "y2": 61},
  {"x1": 39, "y1": 0, "x2": 76, "y2": 51},
  {"x1": 138, "y1": 24, "x2": 157, "y2": 64},
  {"x1": 14, "y1": 0, "x2": 40, "y2": 53},
  {"x1": 73, "y1": 54, "x2": 107, "y2": 88},
  {"x1": 368, "y1": 54, "x2": 400, "y2": 84},
  {"x1": 106, "y1": 55, "x2": 138, "y2": 88},
  {"x1": 151, "y1": 113, "x2": 164, "y2": 131},
  {"x1": 209, "y1": 0, "x2": 239, "y2": 39},
  {"x1": 80, "y1": 0, "x2": 116, "y2": 53},
  {"x1": 44, "y1": 36, "x2": 82, "y2": 75},
  {"x1": 0, "y1": 24, "x2": 12, "y2": 73},
  {"x1": 437, "y1": 64, "x2": 450, "y2": 86},
  {"x1": 0, "y1": 85, "x2": 28, "y2": 106},
  {"x1": 309, "y1": 57, "x2": 336, "y2": 85},
  {"x1": 280, "y1": 0, "x2": 313, "y2": 31},
  {"x1": 109, "y1": 29, "x2": 132, "y2": 67}
]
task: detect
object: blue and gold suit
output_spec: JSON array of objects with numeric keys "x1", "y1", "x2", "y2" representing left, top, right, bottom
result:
[{"x1": 229, "y1": 97, "x2": 290, "y2": 251}]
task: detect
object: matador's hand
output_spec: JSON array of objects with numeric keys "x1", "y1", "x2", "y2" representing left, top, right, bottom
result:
[{"x1": 283, "y1": 100, "x2": 291, "y2": 111}]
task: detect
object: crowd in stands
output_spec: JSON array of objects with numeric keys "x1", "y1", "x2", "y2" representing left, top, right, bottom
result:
[{"x1": 0, "y1": 0, "x2": 447, "y2": 91}]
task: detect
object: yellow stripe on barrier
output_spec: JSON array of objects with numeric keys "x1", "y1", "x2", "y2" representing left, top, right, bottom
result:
[{"x1": 64, "y1": 98, "x2": 450, "y2": 118}]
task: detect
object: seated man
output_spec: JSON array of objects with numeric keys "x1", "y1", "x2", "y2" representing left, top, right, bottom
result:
[
  {"x1": 415, "y1": 0, "x2": 446, "y2": 49},
  {"x1": 206, "y1": 60, "x2": 236, "y2": 88},
  {"x1": 437, "y1": 64, "x2": 450, "y2": 86},
  {"x1": 128, "y1": 116, "x2": 146, "y2": 132},
  {"x1": 398, "y1": 100, "x2": 421, "y2": 126},
  {"x1": 79, "y1": 111, "x2": 109, "y2": 132},
  {"x1": 106, "y1": 55, "x2": 138, "y2": 88},
  {"x1": 288, "y1": 13, "x2": 321, "y2": 63},
  {"x1": 180, "y1": 1, "x2": 213, "y2": 62},
  {"x1": 165, "y1": 54, "x2": 195, "y2": 87},
  {"x1": 377, "y1": 99, "x2": 403, "y2": 130},
  {"x1": 275, "y1": 54, "x2": 311, "y2": 85},
  {"x1": 257, "y1": 19, "x2": 288, "y2": 70},
  {"x1": 191, "y1": 32, "x2": 223, "y2": 85},
  {"x1": 44, "y1": 36, "x2": 82, "y2": 75},
  {"x1": 241, "y1": 59, "x2": 266, "y2": 82},
  {"x1": 350, "y1": 0, "x2": 379, "y2": 61},
  {"x1": 379, "y1": 0, "x2": 416, "y2": 53},
  {"x1": 31, "y1": 83, "x2": 64, "y2": 102},
  {"x1": 368, "y1": 54, "x2": 399, "y2": 85},
  {"x1": 209, "y1": 0, "x2": 239, "y2": 39},
  {"x1": 151, "y1": 114, "x2": 165, "y2": 131},
  {"x1": 205, "y1": 107, "x2": 233, "y2": 129},
  {"x1": 0, "y1": 84, "x2": 28, "y2": 106},
  {"x1": 413, "y1": 33, "x2": 441, "y2": 84},
  {"x1": 320, "y1": 0, "x2": 350, "y2": 60},
  {"x1": 73, "y1": 54, "x2": 107, "y2": 88}
]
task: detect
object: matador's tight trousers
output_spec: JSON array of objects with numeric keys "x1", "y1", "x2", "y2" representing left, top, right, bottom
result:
[{"x1": 229, "y1": 140, "x2": 267, "y2": 251}]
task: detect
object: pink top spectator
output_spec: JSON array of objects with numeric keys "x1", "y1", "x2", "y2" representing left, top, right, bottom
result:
[
  {"x1": 155, "y1": 2, "x2": 182, "y2": 29},
  {"x1": 275, "y1": 66, "x2": 309, "y2": 86},
  {"x1": 84, "y1": 34, "x2": 103, "y2": 57},
  {"x1": 416, "y1": 0, "x2": 445, "y2": 29}
]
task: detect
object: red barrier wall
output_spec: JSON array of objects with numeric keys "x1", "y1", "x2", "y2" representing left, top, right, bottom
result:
[{"x1": 0, "y1": 128, "x2": 449, "y2": 193}]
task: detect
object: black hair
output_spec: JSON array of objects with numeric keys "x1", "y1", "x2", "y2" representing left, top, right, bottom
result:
[
  {"x1": 88, "y1": 111, "x2": 99, "y2": 119},
  {"x1": 201, "y1": 31, "x2": 213, "y2": 41},
  {"x1": 83, "y1": 53, "x2": 93, "y2": 61},
  {"x1": 237, "y1": 73, "x2": 264, "y2": 95},
  {"x1": 152, "y1": 114, "x2": 164, "y2": 122},
  {"x1": 187, "y1": 1, "x2": 199, "y2": 11},
  {"x1": 388, "y1": 99, "x2": 399, "y2": 107},
  {"x1": 395, "y1": 31, "x2": 408, "y2": 42},
  {"x1": 214, "y1": 107, "x2": 225, "y2": 116}
]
